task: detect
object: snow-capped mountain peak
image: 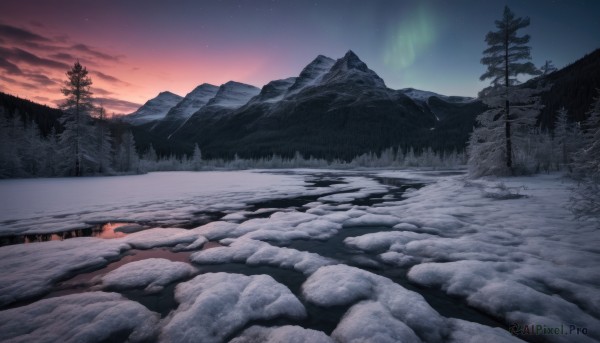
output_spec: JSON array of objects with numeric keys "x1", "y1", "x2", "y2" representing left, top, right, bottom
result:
[
  {"x1": 320, "y1": 50, "x2": 386, "y2": 88},
  {"x1": 163, "y1": 83, "x2": 219, "y2": 120},
  {"x1": 251, "y1": 77, "x2": 297, "y2": 104},
  {"x1": 286, "y1": 55, "x2": 335, "y2": 96},
  {"x1": 205, "y1": 81, "x2": 261, "y2": 108},
  {"x1": 400, "y1": 88, "x2": 475, "y2": 104},
  {"x1": 124, "y1": 91, "x2": 183, "y2": 125},
  {"x1": 338, "y1": 50, "x2": 369, "y2": 72}
]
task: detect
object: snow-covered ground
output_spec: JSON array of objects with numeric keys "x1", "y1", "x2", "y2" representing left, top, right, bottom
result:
[
  {"x1": 0, "y1": 169, "x2": 598, "y2": 343},
  {"x1": 0, "y1": 170, "x2": 382, "y2": 235}
]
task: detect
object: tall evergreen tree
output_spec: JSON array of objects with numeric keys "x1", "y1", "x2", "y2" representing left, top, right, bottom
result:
[
  {"x1": 0, "y1": 111, "x2": 23, "y2": 178},
  {"x1": 540, "y1": 60, "x2": 557, "y2": 76},
  {"x1": 571, "y1": 91, "x2": 600, "y2": 217},
  {"x1": 553, "y1": 107, "x2": 580, "y2": 169},
  {"x1": 59, "y1": 61, "x2": 95, "y2": 176},
  {"x1": 477, "y1": 6, "x2": 540, "y2": 173},
  {"x1": 93, "y1": 105, "x2": 113, "y2": 174},
  {"x1": 192, "y1": 143, "x2": 203, "y2": 171},
  {"x1": 115, "y1": 131, "x2": 139, "y2": 173}
]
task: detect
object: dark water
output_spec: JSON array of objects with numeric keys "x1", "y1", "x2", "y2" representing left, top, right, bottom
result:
[
  {"x1": 272, "y1": 226, "x2": 505, "y2": 329},
  {"x1": 0, "y1": 222, "x2": 142, "y2": 246},
  {"x1": 4, "y1": 170, "x2": 514, "y2": 340}
]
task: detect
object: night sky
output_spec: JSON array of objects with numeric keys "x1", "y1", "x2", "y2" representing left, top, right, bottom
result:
[{"x1": 1, "y1": 0, "x2": 599, "y2": 115}]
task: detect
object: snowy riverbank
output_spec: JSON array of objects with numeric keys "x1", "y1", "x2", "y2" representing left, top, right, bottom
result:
[{"x1": 0, "y1": 170, "x2": 598, "y2": 342}]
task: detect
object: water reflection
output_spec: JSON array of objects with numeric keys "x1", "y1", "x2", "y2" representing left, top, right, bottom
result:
[{"x1": 0, "y1": 222, "x2": 139, "y2": 247}]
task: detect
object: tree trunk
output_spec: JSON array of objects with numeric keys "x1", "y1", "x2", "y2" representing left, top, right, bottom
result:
[
  {"x1": 75, "y1": 85, "x2": 81, "y2": 177},
  {"x1": 504, "y1": 24, "x2": 513, "y2": 172}
]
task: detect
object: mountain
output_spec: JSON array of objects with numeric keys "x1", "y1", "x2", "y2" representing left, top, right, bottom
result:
[
  {"x1": 249, "y1": 77, "x2": 296, "y2": 104},
  {"x1": 286, "y1": 55, "x2": 335, "y2": 96},
  {"x1": 319, "y1": 50, "x2": 385, "y2": 88},
  {"x1": 526, "y1": 48, "x2": 600, "y2": 129},
  {"x1": 123, "y1": 91, "x2": 183, "y2": 125},
  {"x1": 0, "y1": 92, "x2": 63, "y2": 136},
  {"x1": 400, "y1": 88, "x2": 474, "y2": 104},
  {"x1": 157, "y1": 50, "x2": 484, "y2": 159},
  {"x1": 150, "y1": 84, "x2": 218, "y2": 139},
  {"x1": 159, "y1": 81, "x2": 260, "y2": 143},
  {"x1": 163, "y1": 84, "x2": 219, "y2": 120}
]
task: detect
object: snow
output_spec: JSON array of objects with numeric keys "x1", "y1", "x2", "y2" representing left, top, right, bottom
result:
[
  {"x1": 162, "y1": 83, "x2": 219, "y2": 120},
  {"x1": 160, "y1": 273, "x2": 306, "y2": 343},
  {"x1": 191, "y1": 238, "x2": 334, "y2": 275},
  {"x1": 344, "y1": 231, "x2": 433, "y2": 253},
  {"x1": 302, "y1": 264, "x2": 446, "y2": 342},
  {"x1": 251, "y1": 77, "x2": 297, "y2": 104},
  {"x1": 124, "y1": 91, "x2": 183, "y2": 125},
  {"x1": 0, "y1": 292, "x2": 159, "y2": 343},
  {"x1": 0, "y1": 238, "x2": 128, "y2": 306},
  {"x1": 230, "y1": 325, "x2": 334, "y2": 343},
  {"x1": 400, "y1": 88, "x2": 475, "y2": 104},
  {"x1": 331, "y1": 301, "x2": 421, "y2": 343},
  {"x1": 320, "y1": 50, "x2": 386, "y2": 88},
  {"x1": 0, "y1": 228, "x2": 204, "y2": 306},
  {"x1": 0, "y1": 171, "x2": 309, "y2": 235},
  {"x1": 1, "y1": 169, "x2": 598, "y2": 343},
  {"x1": 125, "y1": 227, "x2": 206, "y2": 250},
  {"x1": 195, "y1": 210, "x2": 346, "y2": 243},
  {"x1": 363, "y1": 172, "x2": 600, "y2": 342},
  {"x1": 342, "y1": 213, "x2": 402, "y2": 227},
  {"x1": 205, "y1": 81, "x2": 260, "y2": 108},
  {"x1": 286, "y1": 55, "x2": 335, "y2": 96},
  {"x1": 100, "y1": 258, "x2": 196, "y2": 293},
  {"x1": 446, "y1": 318, "x2": 524, "y2": 343}
]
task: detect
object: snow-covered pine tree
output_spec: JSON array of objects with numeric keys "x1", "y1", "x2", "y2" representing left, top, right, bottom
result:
[
  {"x1": 20, "y1": 118, "x2": 45, "y2": 176},
  {"x1": 540, "y1": 60, "x2": 557, "y2": 76},
  {"x1": 0, "y1": 112, "x2": 23, "y2": 178},
  {"x1": 571, "y1": 91, "x2": 600, "y2": 217},
  {"x1": 115, "y1": 130, "x2": 139, "y2": 173},
  {"x1": 553, "y1": 107, "x2": 579, "y2": 170},
  {"x1": 43, "y1": 127, "x2": 60, "y2": 177},
  {"x1": 470, "y1": 6, "x2": 541, "y2": 176},
  {"x1": 93, "y1": 105, "x2": 113, "y2": 174},
  {"x1": 58, "y1": 61, "x2": 96, "y2": 176},
  {"x1": 192, "y1": 143, "x2": 203, "y2": 171}
]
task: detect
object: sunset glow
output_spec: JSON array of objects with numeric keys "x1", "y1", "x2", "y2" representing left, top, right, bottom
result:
[{"x1": 1, "y1": 0, "x2": 599, "y2": 115}]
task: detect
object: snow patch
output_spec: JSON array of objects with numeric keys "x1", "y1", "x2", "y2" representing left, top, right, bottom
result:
[
  {"x1": 0, "y1": 292, "x2": 159, "y2": 343},
  {"x1": 0, "y1": 238, "x2": 128, "y2": 306},
  {"x1": 302, "y1": 265, "x2": 445, "y2": 342},
  {"x1": 191, "y1": 238, "x2": 334, "y2": 275},
  {"x1": 230, "y1": 325, "x2": 333, "y2": 343},
  {"x1": 160, "y1": 273, "x2": 306, "y2": 343},
  {"x1": 100, "y1": 258, "x2": 196, "y2": 293}
]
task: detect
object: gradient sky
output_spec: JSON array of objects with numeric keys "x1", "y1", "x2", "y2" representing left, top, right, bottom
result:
[{"x1": 1, "y1": 0, "x2": 599, "y2": 115}]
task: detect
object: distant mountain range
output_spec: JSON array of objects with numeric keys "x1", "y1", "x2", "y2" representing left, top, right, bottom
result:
[
  {"x1": 125, "y1": 51, "x2": 486, "y2": 159},
  {"x1": 3, "y1": 48, "x2": 598, "y2": 161}
]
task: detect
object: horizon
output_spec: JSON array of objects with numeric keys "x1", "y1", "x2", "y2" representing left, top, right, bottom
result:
[{"x1": 1, "y1": 0, "x2": 599, "y2": 115}]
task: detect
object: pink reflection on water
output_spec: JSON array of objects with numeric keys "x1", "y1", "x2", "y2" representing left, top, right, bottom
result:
[
  {"x1": 21, "y1": 222, "x2": 132, "y2": 244},
  {"x1": 92, "y1": 222, "x2": 129, "y2": 239}
]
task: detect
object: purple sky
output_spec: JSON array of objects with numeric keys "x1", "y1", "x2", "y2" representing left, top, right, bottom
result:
[{"x1": 1, "y1": 0, "x2": 599, "y2": 114}]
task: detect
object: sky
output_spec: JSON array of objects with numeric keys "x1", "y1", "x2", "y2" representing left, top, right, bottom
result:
[{"x1": 1, "y1": 0, "x2": 599, "y2": 115}]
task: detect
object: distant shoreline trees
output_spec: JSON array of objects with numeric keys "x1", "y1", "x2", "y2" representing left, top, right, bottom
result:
[{"x1": 0, "y1": 62, "x2": 142, "y2": 178}]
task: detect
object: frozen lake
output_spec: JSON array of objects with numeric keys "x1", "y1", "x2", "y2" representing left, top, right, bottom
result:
[{"x1": 0, "y1": 170, "x2": 598, "y2": 343}]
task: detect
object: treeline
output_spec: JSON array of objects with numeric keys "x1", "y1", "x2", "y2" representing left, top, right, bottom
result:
[
  {"x1": 469, "y1": 6, "x2": 600, "y2": 217},
  {"x1": 0, "y1": 106, "x2": 140, "y2": 178},
  {"x1": 534, "y1": 48, "x2": 600, "y2": 127},
  {"x1": 0, "y1": 92, "x2": 62, "y2": 136},
  {"x1": 136, "y1": 145, "x2": 466, "y2": 172}
]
